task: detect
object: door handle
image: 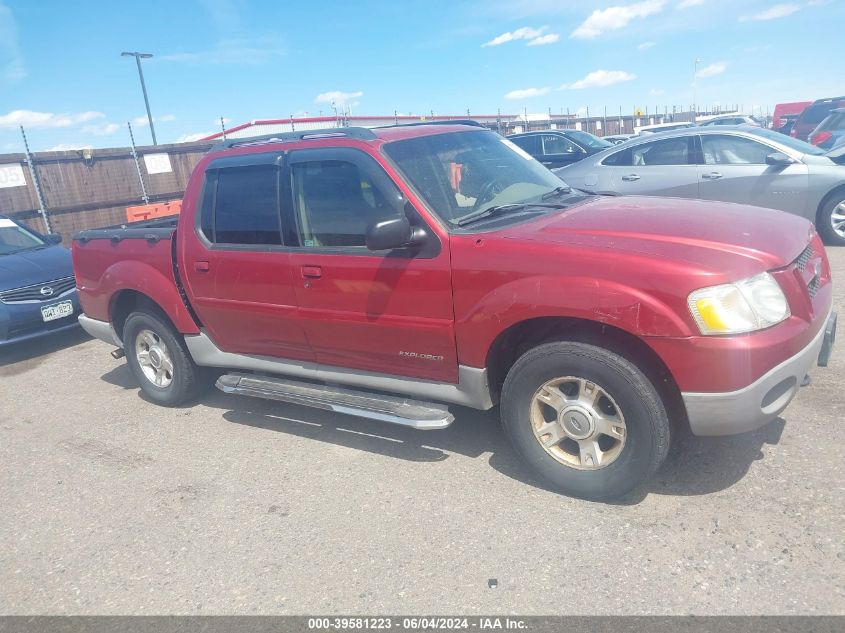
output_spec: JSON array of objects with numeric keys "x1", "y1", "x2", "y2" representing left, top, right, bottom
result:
[
  {"x1": 194, "y1": 261, "x2": 210, "y2": 273},
  {"x1": 702, "y1": 171, "x2": 723, "y2": 180},
  {"x1": 621, "y1": 174, "x2": 640, "y2": 181},
  {"x1": 301, "y1": 265, "x2": 322, "y2": 279}
]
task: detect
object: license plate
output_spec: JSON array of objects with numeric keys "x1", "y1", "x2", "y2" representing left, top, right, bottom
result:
[{"x1": 41, "y1": 300, "x2": 74, "y2": 322}]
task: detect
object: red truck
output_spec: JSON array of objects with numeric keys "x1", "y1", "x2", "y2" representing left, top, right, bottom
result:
[{"x1": 72, "y1": 122, "x2": 837, "y2": 500}]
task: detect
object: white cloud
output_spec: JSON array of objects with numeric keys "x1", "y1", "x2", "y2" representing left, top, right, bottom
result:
[
  {"x1": 526, "y1": 33, "x2": 560, "y2": 46},
  {"x1": 177, "y1": 131, "x2": 214, "y2": 143},
  {"x1": 314, "y1": 90, "x2": 364, "y2": 107},
  {"x1": 44, "y1": 143, "x2": 94, "y2": 152},
  {"x1": 678, "y1": 0, "x2": 705, "y2": 8},
  {"x1": 159, "y1": 36, "x2": 285, "y2": 64},
  {"x1": 0, "y1": 110, "x2": 105, "y2": 130},
  {"x1": 649, "y1": 88, "x2": 665, "y2": 95},
  {"x1": 218, "y1": 117, "x2": 232, "y2": 125},
  {"x1": 696, "y1": 61, "x2": 726, "y2": 78},
  {"x1": 0, "y1": 1, "x2": 24, "y2": 83},
  {"x1": 638, "y1": 41, "x2": 656, "y2": 49},
  {"x1": 571, "y1": 1, "x2": 665, "y2": 39},
  {"x1": 82, "y1": 122, "x2": 120, "y2": 136},
  {"x1": 132, "y1": 114, "x2": 176, "y2": 126},
  {"x1": 483, "y1": 26, "x2": 546, "y2": 46},
  {"x1": 739, "y1": 3, "x2": 801, "y2": 21},
  {"x1": 561, "y1": 69, "x2": 637, "y2": 89},
  {"x1": 504, "y1": 87, "x2": 551, "y2": 100}
]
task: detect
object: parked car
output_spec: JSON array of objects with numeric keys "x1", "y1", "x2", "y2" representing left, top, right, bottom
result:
[
  {"x1": 809, "y1": 107, "x2": 845, "y2": 149},
  {"x1": 507, "y1": 129, "x2": 612, "y2": 169},
  {"x1": 555, "y1": 125, "x2": 845, "y2": 245},
  {"x1": 772, "y1": 101, "x2": 811, "y2": 131},
  {"x1": 0, "y1": 217, "x2": 80, "y2": 347},
  {"x1": 776, "y1": 113, "x2": 801, "y2": 136},
  {"x1": 73, "y1": 122, "x2": 836, "y2": 500},
  {"x1": 791, "y1": 96, "x2": 845, "y2": 141},
  {"x1": 603, "y1": 134, "x2": 637, "y2": 145},
  {"x1": 698, "y1": 115, "x2": 763, "y2": 127}
]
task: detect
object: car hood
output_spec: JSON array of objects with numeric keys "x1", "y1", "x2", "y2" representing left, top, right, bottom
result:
[
  {"x1": 499, "y1": 195, "x2": 813, "y2": 275},
  {"x1": 0, "y1": 245, "x2": 74, "y2": 293}
]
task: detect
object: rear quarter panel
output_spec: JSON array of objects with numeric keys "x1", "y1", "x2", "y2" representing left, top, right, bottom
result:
[{"x1": 72, "y1": 236, "x2": 199, "y2": 335}]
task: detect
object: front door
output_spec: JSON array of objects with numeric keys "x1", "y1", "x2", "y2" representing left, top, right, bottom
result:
[
  {"x1": 696, "y1": 133, "x2": 809, "y2": 213},
  {"x1": 538, "y1": 133, "x2": 586, "y2": 169},
  {"x1": 284, "y1": 147, "x2": 458, "y2": 383},
  {"x1": 179, "y1": 153, "x2": 313, "y2": 361}
]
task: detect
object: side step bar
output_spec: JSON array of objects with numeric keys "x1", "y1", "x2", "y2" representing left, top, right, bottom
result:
[{"x1": 215, "y1": 373, "x2": 455, "y2": 430}]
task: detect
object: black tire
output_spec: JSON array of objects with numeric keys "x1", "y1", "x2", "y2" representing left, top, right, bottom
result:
[
  {"x1": 817, "y1": 193, "x2": 845, "y2": 247},
  {"x1": 123, "y1": 310, "x2": 209, "y2": 407},
  {"x1": 500, "y1": 341, "x2": 670, "y2": 500}
]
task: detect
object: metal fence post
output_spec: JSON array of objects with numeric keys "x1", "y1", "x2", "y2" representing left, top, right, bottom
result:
[
  {"x1": 20, "y1": 125, "x2": 52, "y2": 234},
  {"x1": 127, "y1": 121, "x2": 150, "y2": 205}
]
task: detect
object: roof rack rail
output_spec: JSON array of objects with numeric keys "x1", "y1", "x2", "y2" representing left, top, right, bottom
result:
[
  {"x1": 379, "y1": 119, "x2": 487, "y2": 130},
  {"x1": 210, "y1": 127, "x2": 378, "y2": 152}
]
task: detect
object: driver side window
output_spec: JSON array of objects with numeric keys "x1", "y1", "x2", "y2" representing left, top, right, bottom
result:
[{"x1": 291, "y1": 160, "x2": 402, "y2": 248}]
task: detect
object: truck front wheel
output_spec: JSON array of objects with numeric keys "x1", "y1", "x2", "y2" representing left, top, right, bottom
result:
[
  {"x1": 500, "y1": 341, "x2": 670, "y2": 500},
  {"x1": 123, "y1": 311, "x2": 208, "y2": 407}
]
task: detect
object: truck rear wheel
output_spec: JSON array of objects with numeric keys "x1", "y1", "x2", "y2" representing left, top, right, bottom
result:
[
  {"x1": 123, "y1": 311, "x2": 208, "y2": 407},
  {"x1": 500, "y1": 341, "x2": 670, "y2": 500}
]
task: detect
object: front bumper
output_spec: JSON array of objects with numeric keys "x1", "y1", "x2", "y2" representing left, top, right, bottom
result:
[
  {"x1": 683, "y1": 310, "x2": 837, "y2": 436},
  {"x1": 0, "y1": 292, "x2": 82, "y2": 348}
]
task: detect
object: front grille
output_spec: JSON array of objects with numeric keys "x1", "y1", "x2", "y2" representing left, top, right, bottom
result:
[
  {"x1": 795, "y1": 244, "x2": 814, "y2": 272},
  {"x1": 0, "y1": 276, "x2": 76, "y2": 304},
  {"x1": 808, "y1": 275, "x2": 821, "y2": 298}
]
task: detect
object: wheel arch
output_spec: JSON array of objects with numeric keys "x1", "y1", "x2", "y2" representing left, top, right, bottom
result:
[
  {"x1": 816, "y1": 183, "x2": 845, "y2": 222},
  {"x1": 485, "y1": 316, "x2": 686, "y2": 426},
  {"x1": 110, "y1": 289, "x2": 182, "y2": 344}
]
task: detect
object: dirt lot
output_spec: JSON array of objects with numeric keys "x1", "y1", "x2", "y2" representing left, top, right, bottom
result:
[{"x1": 1, "y1": 248, "x2": 843, "y2": 616}]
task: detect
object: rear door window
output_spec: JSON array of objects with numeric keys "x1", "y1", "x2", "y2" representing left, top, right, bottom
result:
[
  {"x1": 510, "y1": 135, "x2": 540, "y2": 154},
  {"x1": 631, "y1": 137, "x2": 692, "y2": 166},
  {"x1": 199, "y1": 165, "x2": 282, "y2": 246}
]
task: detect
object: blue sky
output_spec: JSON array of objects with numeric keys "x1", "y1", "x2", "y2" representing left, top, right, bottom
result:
[{"x1": 0, "y1": 0, "x2": 843, "y2": 151}]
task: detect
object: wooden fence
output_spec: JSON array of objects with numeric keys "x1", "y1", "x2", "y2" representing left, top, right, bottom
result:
[{"x1": 0, "y1": 141, "x2": 212, "y2": 242}]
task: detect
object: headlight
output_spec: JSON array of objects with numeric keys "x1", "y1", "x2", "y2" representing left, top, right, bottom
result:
[{"x1": 688, "y1": 272, "x2": 790, "y2": 335}]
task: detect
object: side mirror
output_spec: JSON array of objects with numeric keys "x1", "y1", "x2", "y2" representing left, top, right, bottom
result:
[
  {"x1": 44, "y1": 233, "x2": 63, "y2": 245},
  {"x1": 766, "y1": 152, "x2": 795, "y2": 166},
  {"x1": 366, "y1": 217, "x2": 423, "y2": 251}
]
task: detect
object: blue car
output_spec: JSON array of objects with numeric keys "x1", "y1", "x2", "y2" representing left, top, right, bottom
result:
[
  {"x1": 0, "y1": 216, "x2": 81, "y2": 347},
  {"x1": 809, "y1": 107, "x2": 845, "y2": 150}
]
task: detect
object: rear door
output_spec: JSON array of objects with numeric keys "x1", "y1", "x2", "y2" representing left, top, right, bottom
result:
[
  {"x1": 696, "y1": 133, "x2": 809, "y2": 213},
  {"x1": 599, "y1": 136, "x2": 700, "y2": 197},
  {"x1": 283, "y1": 147, "x2": 458, "y2": 383},
  {"x1": 179, "y1": 153, "x2": 313, "y2": 361}
]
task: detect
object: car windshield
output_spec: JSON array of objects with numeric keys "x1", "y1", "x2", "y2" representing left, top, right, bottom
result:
[
  {"x1": 0, "y1": 219, "x2": 45, "y2": 255},
  {"x1": 747, "y1": 127, "x2": 826, "y2": 155},
  {"x1": 563, "y1": 130, "x2": 612, "y2": 150},
  {"x1": 382, "y1": 130, "x2": 573, "y2": 225}
]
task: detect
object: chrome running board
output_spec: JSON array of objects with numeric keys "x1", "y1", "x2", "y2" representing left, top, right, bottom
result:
[{"x1": 216, "y1": 373, "x2": 455, "y2": 430}]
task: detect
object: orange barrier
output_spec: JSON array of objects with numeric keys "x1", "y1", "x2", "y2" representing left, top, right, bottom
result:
[{"x1": 125, "y1": 199, "x2": 182, "y2": 223}]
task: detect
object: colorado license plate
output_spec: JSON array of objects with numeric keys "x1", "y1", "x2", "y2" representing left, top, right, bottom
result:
[{"x1": 41, "y1": 300, "x2": 74, "y2": 322}]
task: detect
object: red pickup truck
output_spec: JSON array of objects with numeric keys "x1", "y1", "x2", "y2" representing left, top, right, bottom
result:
[{"x1": 72, "y1": 122, "x2": 837, "y2": 500}]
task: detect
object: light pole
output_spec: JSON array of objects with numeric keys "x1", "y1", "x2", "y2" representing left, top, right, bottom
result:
[
  {"x1": 693, "y1": 57, "x2": 701, "y2": 122},
  {"x1": 121, "y1": 51, "x2": 157, "y2": 145}
]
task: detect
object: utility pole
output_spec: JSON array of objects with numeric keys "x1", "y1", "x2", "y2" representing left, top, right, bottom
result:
[
  {"x1": 693, "y1": 57, "x2": 701, "y2": 123},
  {"x1": 121, "y1": 52, "x2": 157, "y2": 145}
]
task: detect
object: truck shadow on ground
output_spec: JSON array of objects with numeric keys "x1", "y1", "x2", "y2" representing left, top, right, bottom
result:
[
  {"x1": 101, "y1": 363, "x2": 786, "y2": 504},
  {"x1": 0, "y1": 327, "x2": 90, "y2": 376}
]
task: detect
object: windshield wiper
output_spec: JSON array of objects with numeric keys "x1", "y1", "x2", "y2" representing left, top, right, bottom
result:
[
  {"x1": 541, "y1": 185, "x2": 572, "y2": 200},
  {"x1": 455, "y1": 202, "x2": 567, "y2": 227}
]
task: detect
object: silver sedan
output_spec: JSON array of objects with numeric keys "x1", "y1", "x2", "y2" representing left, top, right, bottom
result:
[{"x1": 555, "y1": 125, "x2": 845, "y2": 245}]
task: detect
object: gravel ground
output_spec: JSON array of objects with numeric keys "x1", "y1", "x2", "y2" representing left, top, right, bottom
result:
[{"x1": 1, "y1": 248, "x2": 843, "y2": 616}]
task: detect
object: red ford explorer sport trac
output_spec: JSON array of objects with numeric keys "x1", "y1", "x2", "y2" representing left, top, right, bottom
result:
[{"x1": 71, "y1": 122, "x2": 837, "y2": 500}]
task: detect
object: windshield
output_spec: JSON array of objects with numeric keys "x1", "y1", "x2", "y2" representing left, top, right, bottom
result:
[
  {"x1": 382, "y1": 130, "x2": 570, "y2": 225},
  {"x1": 747, "y1": 127, "x2": 826, "y2": 155},
  {"x1": 0, "y1": 218, "x2": 45, "y2": 255},
  {"x1": 564, "y1": 130, "x2": 613, "y2": 150}
]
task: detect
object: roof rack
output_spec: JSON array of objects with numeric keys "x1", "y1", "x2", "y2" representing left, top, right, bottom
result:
[
  {"x1": 378, "y1": 119, "x2": 487, "y2": 130},
  {"x1": 210, "y1": 127, "x2": 378, "y2": 152}
]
